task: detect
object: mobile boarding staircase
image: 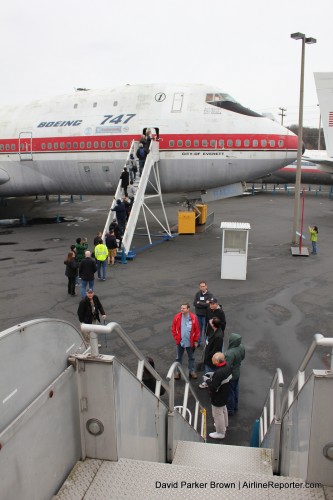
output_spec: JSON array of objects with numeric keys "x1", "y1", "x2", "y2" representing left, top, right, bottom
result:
[
  {"x1": 1, "y1": 321, "x2": 333, "y2": 500},
  {"x1": 102, "y1": 140, "x2": 172, "y2": 258}
]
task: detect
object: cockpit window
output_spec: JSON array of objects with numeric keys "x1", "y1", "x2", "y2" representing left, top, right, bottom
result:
[{"x1": 206, "y1": 93, "x2": 262, "y2": 118}]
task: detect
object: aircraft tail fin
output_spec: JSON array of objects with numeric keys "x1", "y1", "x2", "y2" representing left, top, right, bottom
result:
[{"x1": 315, "y1": 72, "x2": 333, "y2": 157}]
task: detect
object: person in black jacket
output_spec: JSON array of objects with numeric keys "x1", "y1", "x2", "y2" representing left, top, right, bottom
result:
[
  {"x1": 79, "y1": 251, "x2": 97, "y2": 299},
  {"x1": 111, "y1": 199, "x2": 127, "y2": 236},
  {"x1": 120, "y1": 167, "x2": 130, "y2": 197},
  {"x1": 199, "y1": 317, "x2": 224, "y2": 388},
  {"x1": 142, "y1": 357, "x2": 166, "y2": 397},
  {"x1": 64, "y1": 251, "x2": 78, "y2": 296},
  {"x1": 206, "y1": 352, "x2": 232, "y2": 439},
  {"x1": 77, "y1": 289, "x2": 106, "y2": 325},
  {"x1": 206, "y1": 298, "x2": 226, "y2": 337},
  {"x1": 193, "y1": 281, "x2": 214, "y2": 346},
  {"x1": 105, "y1": 230, "x2": 118, "y2": 265}
]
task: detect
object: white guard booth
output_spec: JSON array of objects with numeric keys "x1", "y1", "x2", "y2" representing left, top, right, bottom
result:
[{"x1": 220, "y1": 222, "x2": 251, "y2": 280}]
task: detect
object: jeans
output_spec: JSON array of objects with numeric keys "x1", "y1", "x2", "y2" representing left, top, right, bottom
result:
[
  {"x1": 139, "y1": 160, "x2": 145, "y2": 176},
  {"x1": 97, "y1": 260, "x2": 107, "y2": 279},
  {"x1": 81, "y1": 279, "x2": 94, "y2": 299},
  {"x1": 176, "y1": 344, "x2": 195, "y2": 373},
  {"x1": 197, "y1": 315, "x2": 206, "y2": 345},
  {"x1": 227, "y1": 378, "x2": 239, "y2": 414},
  {"x1": 311, "y1": 241, "x2": 317, "y2": 254}
]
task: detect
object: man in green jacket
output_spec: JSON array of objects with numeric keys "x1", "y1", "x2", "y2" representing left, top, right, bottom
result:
[{"x1": 225, "y1": 333, "x2": 245, "y2": 416}]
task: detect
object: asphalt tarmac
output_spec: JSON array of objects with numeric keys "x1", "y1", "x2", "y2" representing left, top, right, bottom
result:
[{"x1": 1, "y1": 187, "x2": 332, "y2": 447}]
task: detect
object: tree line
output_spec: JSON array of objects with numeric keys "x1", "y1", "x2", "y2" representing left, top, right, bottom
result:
[{"x1": 287, "y1": 125, "x2": 326, "y2": 151}]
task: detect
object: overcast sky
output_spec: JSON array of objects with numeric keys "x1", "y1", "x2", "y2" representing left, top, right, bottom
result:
[{"x1": 0, "y1": 0, "x2": 331, "y2": 128}]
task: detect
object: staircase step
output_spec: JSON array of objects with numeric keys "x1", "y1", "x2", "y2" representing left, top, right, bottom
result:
[
  {"x1": 56, "y1": 458, "x2": 326, "y2": 499},
  {"x1": 173, "y1": 441, "x2": 273, "y2": 476}
]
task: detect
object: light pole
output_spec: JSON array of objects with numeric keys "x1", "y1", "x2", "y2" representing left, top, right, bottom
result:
[{"x1": 291, "y1": 32, "x2": 316, "y2": 247}]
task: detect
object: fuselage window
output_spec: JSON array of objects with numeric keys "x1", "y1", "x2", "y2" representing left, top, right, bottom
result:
[
  {"x1": 210, "y1": 140, "x2": 217, "y2": 148},
  {"x1": 54, "y1": 142, "x2": 58, "y2": 149},
  {"x1": 80, "y1": 142, "x2": 85, "y2": 149},
  {"x1": 194, "y1": 140, "x2": 199, "y2": 147},
  {"x1": 0, "y1": 144, "x2": 4, "y2": 151},
  {"x1": 177, "y1": 140, "x2": 183, "y2": 147},
  {"x1": 252, "y1": 140, "x2": 258, "y2": 147},
  {"x1": 269, "y1": 140, "x2": 275, "y2": 147},
  {"x1": 169, "y1": 140, "x2": 174, "y2": 147},
  {"x1": 227, "y1": 139, "x2": 233, "y2": 147},
  {"x1": 93, "y1": 102, "x2": 97, "y2": 108},
  {"x1": 113, "y1": 101, "x2": 118, "y2": 106},
  {"x1": 202, "y1": 140, "x2": 208, "y2": 147},
  {"x1": 123, "y1": 141, "x2": 128, "y2": 148},
  {"x1": 108, "y1": 141, "x2": 113, "y2": 148},
  {"x1": 60, "y1": 142, "x2": 65, "y2": 150},
  {"x1": 11, "y1": 144, "x2": 16, "y2": 150},
  {"x1": 219, "y1": 139, "x2": 224, "y2": 148},
  {"x1": 101, "y1": 141, "x2": 106, "y2": 148},
  {"x1": 48, "y1": 143, "x2": 52, "y2": 150},
  {"x1": 73, "y1": 142, "x2": 78, "y2": 149},
  {"x1": 87, "y1": 141, "x2": 92, "y2": 148},
  {"x1": 235, "y1": 139, "x2": 241, "y2": 147},
  {"x1": 115, "y1": 141, "x2": 120, "y2": 148},
  {"x1": 74, "y1": 104, "x2": 78, "y2": 109},
  {"x1": 185, "y1": 140, "x2": 191, "y2": 147},
  {"x1": 261, "y1": 140, "x2": 267, "y2": 147},
  {"x1": 278, "y1": 140, "x2": 284, "y2": 148},
  {"x1": 41, "y1": 143, "x2": 46, "y2": 150},
  {"x1": 5, "y1": 144, "x2": 10, "y2": 151},
  {"x1": 244, "y1": 140, "x2": 250, "y2": 147},
  {"x1": 94, "y1": 141, "x2": 99, "y2": 148},
  {"x1": 66, "y1": 142, "x2": 71, "y2": 149}
]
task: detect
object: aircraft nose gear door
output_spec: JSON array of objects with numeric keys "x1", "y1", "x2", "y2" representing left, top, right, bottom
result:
[{"x1": 19, "y1": 132, "x2": 33, "y2": 161}]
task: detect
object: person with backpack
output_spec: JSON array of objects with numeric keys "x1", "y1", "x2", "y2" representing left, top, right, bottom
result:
[
  {"x1": 105, "y1": 230, "x2": 118, "y2": 265},
  {"x1": 136, "y1": 143, "x2": 147, "y2": 177}
]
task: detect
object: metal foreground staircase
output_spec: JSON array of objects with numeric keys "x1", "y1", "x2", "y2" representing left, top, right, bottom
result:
[
  {"x1": 1, "y1": 321, "x2": 333, "y2": 500},
  {"x1": 102, "y1": 140, "x2": 172, "y2": 257}
]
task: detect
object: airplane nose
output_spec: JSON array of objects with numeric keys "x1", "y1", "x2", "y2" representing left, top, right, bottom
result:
[{"x1": 0, "y1": 168, "x2": 9, "y2": 185}]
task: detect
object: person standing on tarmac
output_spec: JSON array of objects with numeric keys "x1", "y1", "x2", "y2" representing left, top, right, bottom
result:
[
  {"x1": 193, "y1": 281, "x2": 214, "y2": 346},
  {"x1": 171, "y1": 302, "x2": 200, "y2": 380},
  {"x1": 199, "y1": 317, "x2": 224, "y2": 389},
  {"x1": 206, "y1": 298, "x2": 226, "y2": 339},
  {"x1": 79, "y1": 250, "x2": 97, "y2": 299},
  {"x1": 309, "y1": 225, "x2": 318, "y2": 255},
  {"x1": 225, "y1": 333, "x2": 245, "y2": 416},
  {"x1": 94, "y1": 238, "x2": 108, "y2": 281}
]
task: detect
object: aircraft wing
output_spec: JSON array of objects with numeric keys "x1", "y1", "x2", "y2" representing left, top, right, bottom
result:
[{"x1": 303, "y1": 156, "x2": 333, "y2": 173}]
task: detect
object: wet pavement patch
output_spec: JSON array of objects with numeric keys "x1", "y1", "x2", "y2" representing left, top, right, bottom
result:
[
  {"x1": 25, "y1": 248, "x2": 47, "y2": 252},
  {"x1": 0, "y1": 242, "x2": 18, "y2": 245}
]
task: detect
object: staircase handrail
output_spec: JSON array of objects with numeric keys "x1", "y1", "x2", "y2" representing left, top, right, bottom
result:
[
  {"x1": 121, "y1": 141, "x2": 158, "y2": 254},
  {"x1": 259, "y1": 368, "x2": 284, "y2": 443},
  {"x1": 81, "y1": 321, "x2": 169, "y2": 398},
  {"x1": 281, "y1": 333, "x2": 333, "y2": 415},
  {"x1": 80, "y1": 322, "x2": 206, "y2": 462},
  {"x1": 102, "y1": 140, "x2": 137, "y2": 240}
]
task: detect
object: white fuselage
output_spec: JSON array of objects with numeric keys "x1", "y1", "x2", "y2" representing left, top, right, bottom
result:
[{"x1": 0, "y1": 83, "x2": 298, "y2": 196}]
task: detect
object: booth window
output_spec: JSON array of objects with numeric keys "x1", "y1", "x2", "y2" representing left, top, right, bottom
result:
[{"x1": 224, "y1": 230, "x2": 247, "y2": 254}]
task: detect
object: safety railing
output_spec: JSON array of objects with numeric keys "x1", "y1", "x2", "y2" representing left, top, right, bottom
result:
[
  {"x1": 102, "y1": 140, "x2": 137, "y2": 240},
  {"x1": 81, "y1": 321, "x2": 169, "y2": 398},
  {"x1": 166, "y1": 362, "x2": 206, "y2": 462},
  {"x1": 282, "y1": 333, "x2": 333, "y2": 414},
  {"x1": 80, "y1": 321, "x2": 206, "y2": 454},
  {"x1": 259, "y1": 368, "x2": 284, "y2": 473}
]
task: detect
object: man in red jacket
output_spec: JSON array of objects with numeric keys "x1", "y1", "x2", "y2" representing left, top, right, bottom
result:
[{"x1": 171, "y1": 302, "x2": 200, "y2": 380}]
